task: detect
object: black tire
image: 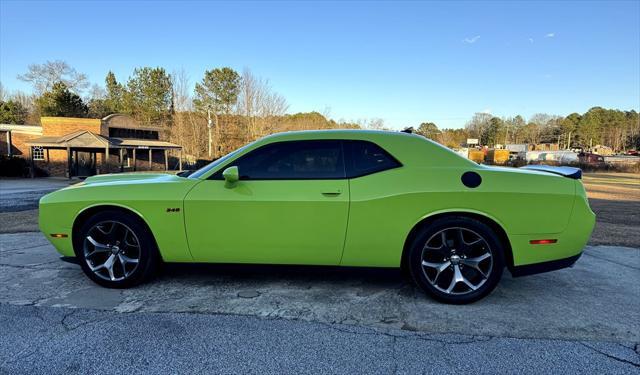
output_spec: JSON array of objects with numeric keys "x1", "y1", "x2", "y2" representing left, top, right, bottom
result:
[
  {"x1": 74, "y1": 210, "x2": 159, "y2": 288},
  {"x1": 407, "y1": 216, "x2": 505, "y2": 304}
]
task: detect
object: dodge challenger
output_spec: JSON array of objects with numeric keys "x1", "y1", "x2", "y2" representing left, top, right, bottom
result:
[{"x1": 39, "y1": 130, "x2": 595, "y2": 304}]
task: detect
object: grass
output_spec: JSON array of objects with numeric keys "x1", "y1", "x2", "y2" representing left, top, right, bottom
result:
[{"x1": 1, "y1": 172, "x2": 638, "y2": 248}]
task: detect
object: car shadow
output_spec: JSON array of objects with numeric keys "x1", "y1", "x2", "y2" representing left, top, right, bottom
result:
[{"x1": 158, "y1": 262, "x2": 408, "y2": 288}]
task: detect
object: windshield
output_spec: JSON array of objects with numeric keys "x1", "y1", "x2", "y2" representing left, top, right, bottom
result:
[{"x1": 187, "y1": 145, "x2": 249, "y2": 179}]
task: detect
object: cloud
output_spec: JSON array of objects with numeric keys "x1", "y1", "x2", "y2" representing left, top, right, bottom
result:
[
  {"x1": 463, "y1": 35, "x2": 481, "y2": 44},
  {"x1": 545, "y1": 32, "x2": 555, "y2": 38},
  {"x1": 529, "y1": 38, "x2": 534, "y2": 43}
]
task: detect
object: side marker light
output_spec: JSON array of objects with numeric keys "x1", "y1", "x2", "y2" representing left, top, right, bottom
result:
[{"x1": 530, "y1": 239, "x2": 557, "y2": 245}]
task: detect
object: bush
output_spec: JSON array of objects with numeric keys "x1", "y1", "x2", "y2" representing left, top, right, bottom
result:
[
  {"x1": 0, "y1": 155, "x2": 29, "y2": 177},
  {"x1": 0, "y1": 156, "x2": 50, "y2": 177}
]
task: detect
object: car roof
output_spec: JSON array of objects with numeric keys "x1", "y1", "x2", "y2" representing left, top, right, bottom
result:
[{"x1": 260, "y1": 129, "x2": 419, "y2": 142}]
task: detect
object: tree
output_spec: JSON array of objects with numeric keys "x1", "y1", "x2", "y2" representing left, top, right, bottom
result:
[
  {"x1": 482, "y1": 117, "x2": 503, "y2": 147},
  {"x1": 238, "y1": 68, "x2": 288, "y2": 140},
  {"x1": 35, "y1": 82, "x2": 88, "y2": 117},
  {"x1": 439, "y1": 128, "x2": 469, "y2": 148},
  {"x1": 578, "y1": 107, "x2": 604, "y2": 149},
  {"x1": 416, "y1": 122, "x2": 440, "y2": 139},
  {"x1": 124, "y1": 67, "x2": 173, "y2": 126},
  {"x1": 17, "y1": 60, "x2": 89, "y2": 94},
  {"x1": 105, "y1": 71, "x2": 125, "y2": 113},
  {"x1": 193, "y1": 67, "x2": 241, "y2": 157},
  {"x1": 465, "y1": 112, "x2": 492, "y2": 144},
  {"x1": 561, "y1": 113, "x2": 581, "y2": 149},
  {"x1": 86, "y1": 85, "x2": 109, "y2": 118},
  {"x1": 365, "y1": 118, "x2": 386, "y2": 130},
  {"x1": 0, "y1": 100, "x2": 28, "y2": 124},
  {"x1": 194, "y1": 67, "x2": 242, "y2": 115}
]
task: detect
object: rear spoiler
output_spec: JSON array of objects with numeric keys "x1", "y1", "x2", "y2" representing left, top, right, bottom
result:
[{"x1": 520, "y1": 165, "x2": 582, "y2": 180}]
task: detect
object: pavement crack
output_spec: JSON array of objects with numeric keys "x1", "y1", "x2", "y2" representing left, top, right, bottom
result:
[
  {"x1": 60, "y1": 309, "x2": 110, "y2": 333},
  {"x1": 60, "y1": 309, "x2": 79, "y2": 331},
  {"x1": 0, "y1": 261, "x2": 62, "y2": 270},
  {"x1": 0, "y1": 243, "x2": 50, "y2": 253},
  {"x1": 315, "y1": 320, "x2": 491, "y2": 347},
  {"x1": 580, "y1": 342, "x2": 640, "y2": 368}
]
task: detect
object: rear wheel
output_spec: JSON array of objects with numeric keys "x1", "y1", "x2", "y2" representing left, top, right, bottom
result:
[
  {"x1": 407, "y1": 216, "x2": 504, "y2": 304},
  {"x1": 75, "y1": 210, "x2": 159, "y2": 288}
]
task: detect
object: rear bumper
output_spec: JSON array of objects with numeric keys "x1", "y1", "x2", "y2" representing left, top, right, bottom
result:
[{"x1": 510, "y1": 252, "x2": 582, "y2": 277}]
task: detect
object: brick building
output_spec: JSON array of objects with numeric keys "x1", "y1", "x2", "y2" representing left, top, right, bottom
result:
[{"x1": 1, "y1": 114, "x2": 183, "y2": 178}]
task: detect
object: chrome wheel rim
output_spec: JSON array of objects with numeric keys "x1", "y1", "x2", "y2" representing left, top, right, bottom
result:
[
  {"x1": 83, "y1": 220, "x2": 141, "y2": 281},
  {"x1": 420, "y1": 227, "x2": 493, "y2": 295}
]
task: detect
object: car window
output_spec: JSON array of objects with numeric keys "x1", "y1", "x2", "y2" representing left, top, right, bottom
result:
[
  {"x1": 188, "y1": 145, "x2": 248, "y2": 179},
  {"x1": 344, "y1": 140, "x2": 401, "y2": 178},
  {"x1": 220, "y1": 140, "x2": 345, "y2": 180}
]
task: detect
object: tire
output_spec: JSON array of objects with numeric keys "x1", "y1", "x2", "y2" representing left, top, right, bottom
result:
[
  {"x1": 74, "y1": 210, "x2": 159, "y2": 288},
  {"x1": 407, "y1": 216, "x2": 505, "y2": 304}
]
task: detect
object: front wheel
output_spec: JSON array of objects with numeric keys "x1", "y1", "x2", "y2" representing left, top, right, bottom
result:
[
  {"x1": 407, "y1": 216, "x2": 505, "y2": 304},
  {"x1": 75, "y1": 210, "x2": 159, "y2": 288}
]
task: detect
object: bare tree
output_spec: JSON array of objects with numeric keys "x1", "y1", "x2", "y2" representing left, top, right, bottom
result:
[
  {"x1": 366, "y1": 118, "x2": 386, "y2": 130},
  {"x1": 237, "y1": 68, "x2": 288, "y2": 140},
  {"x1": 87, "y1": 84, "x2": 106, "y2": 101},
  {"x1": 465, "y1": 112, "x2": 492, "y2": 142},
  {"x1": 169, "y1": 69, "x2": 208, "y2": 160},
  {"x1": 17, "y1": 60, "x2": 89, "y2": 94},
  {"x1": 172, "y1": 68, "x2": 192, "y2": 112}
]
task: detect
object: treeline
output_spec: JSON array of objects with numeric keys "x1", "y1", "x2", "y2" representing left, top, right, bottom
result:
[
  {"x1": 2, "y1": 60, "x2": 638, "y2": 159},
  {"x1": 417, "y1": 109, "x2": 639, "y2": 151},
  {"x1": 0, "y1": 61, "x2": 361, "y2": 159}
]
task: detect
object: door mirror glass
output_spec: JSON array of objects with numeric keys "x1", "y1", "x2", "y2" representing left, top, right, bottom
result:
[{"x1": 222, "y1": 166, "x2": 239, "y2": 184}]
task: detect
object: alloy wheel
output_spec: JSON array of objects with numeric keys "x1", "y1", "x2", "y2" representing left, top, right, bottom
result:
[
  {"x1": 83, "y1": 220, "x2": 141, "y2": 282},
  {"x1": 420, "y1": 227, "x2": 493, "y2": 295}
]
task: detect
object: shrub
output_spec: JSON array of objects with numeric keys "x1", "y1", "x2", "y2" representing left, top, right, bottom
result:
[{"x1": 0, "y1": 155, "x2": 29, "y2": 177}]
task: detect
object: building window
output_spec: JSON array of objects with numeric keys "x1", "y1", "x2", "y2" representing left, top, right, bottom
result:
[
  {"x1": 32, "y1": 146, "x2": 45, "y2": 161},
  {"x1": 109, "y1": 127, "x2": 159, "y2": 140}
]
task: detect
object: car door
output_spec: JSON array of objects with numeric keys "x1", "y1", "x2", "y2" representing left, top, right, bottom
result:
[{"x1": 183, "y1": 140, "x2": 350, "y2": 265}]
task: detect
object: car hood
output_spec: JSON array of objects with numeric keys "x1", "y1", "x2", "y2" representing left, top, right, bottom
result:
[{"x1": 81, "y1": 173, "x2": 183, "y2": 186}]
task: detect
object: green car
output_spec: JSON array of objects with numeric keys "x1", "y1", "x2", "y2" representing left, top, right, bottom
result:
[{"x1": 39, "y1": 130, "x2": 595, "y2": 303}]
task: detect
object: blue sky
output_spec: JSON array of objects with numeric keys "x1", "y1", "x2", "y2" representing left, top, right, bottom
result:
[{"x1": 1, "y1": 0, "x2": 639, "y2": 129}]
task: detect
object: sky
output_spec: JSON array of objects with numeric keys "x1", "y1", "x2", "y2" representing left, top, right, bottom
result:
[{"x1": 1, "y1": 0, "x2": 639, "y2": 129}]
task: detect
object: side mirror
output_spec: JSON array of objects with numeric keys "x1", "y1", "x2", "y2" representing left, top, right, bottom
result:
[{"x1": 222, "y1": 166, "x2": 239, "y2": 184}]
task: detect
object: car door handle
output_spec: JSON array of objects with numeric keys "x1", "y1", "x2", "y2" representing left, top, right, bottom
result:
[{"x1": 321, "y1": 190, "x2": 342, "y2": 196}]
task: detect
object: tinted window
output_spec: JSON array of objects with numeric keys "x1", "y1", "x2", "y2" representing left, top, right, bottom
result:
[
  {"x1": 345, "y1": 140, "x2": 401, "y2": 178},
  {"x1": 218, "y1": 140, "x2": 345, "y2": 180},
  {"x1": 109, "y1": 127, "x2": 159, "y2": 140}
]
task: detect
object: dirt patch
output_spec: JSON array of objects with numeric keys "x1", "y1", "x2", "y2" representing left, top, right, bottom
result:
[
  {"x1": 0, "y1": 209, "x2": 39, "y2": 234},
  {"x1": 583, "y1": 172, "x2": 640, "y2": 248}
]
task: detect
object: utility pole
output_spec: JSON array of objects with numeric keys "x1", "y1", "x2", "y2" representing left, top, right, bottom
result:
[{"x1": 207, "y1": 108, "x2": 213, "y2": 159}]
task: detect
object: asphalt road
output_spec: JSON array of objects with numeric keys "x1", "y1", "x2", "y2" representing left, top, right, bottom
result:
[
  {"x1": 1, "y1": 303, "x2": 638, "y2": 375},
  {"x1": 0, "y1": 178, "x2": 72, "y2": 212},
  {"x1": 1, "y1": 232, "x2": 639, "y2": 373}
]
